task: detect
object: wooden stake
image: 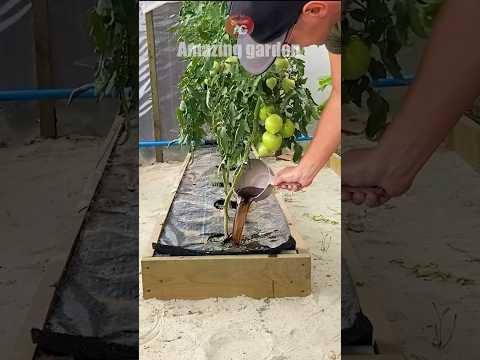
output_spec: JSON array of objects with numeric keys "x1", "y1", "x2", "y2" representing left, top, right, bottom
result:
[
  {"x1": 145, "y1": 11, "x2": 163, "y2": 162},
  {"x1": 32, "y1": 0, "x2": 57, "y2": 138}
]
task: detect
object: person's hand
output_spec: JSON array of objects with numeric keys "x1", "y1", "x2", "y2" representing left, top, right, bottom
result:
[
  {"x1": 342, "y1": 147, "x2": 414, "y2": 206},
  {"x1": 342, "y1": 185, "x2": 390, "y2": 207},
  {"x1": 272, "y1": 165, "x2": 315, "y2": 192}
]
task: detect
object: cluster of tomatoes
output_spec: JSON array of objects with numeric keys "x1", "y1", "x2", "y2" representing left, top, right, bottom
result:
[
  {"x1": 203, "y1": 56, "x2": 301, "y2": 158},
  {"x1": 257, "y1": 104, "x2": 295, "y2": 157},
  {"x1": 257, "y1": 58, "x2": 297, "y2": 157}
]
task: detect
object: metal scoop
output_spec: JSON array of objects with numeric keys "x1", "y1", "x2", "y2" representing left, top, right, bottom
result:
[{"x1": 234, "y1": 159, "x2": 274, "y2": 202}]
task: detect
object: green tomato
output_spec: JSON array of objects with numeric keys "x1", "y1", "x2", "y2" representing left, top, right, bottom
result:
[
  {"x1": 265, "y1": 114, "x2": 283, "y2": 134},
  {"x1": 282, "y1": 78, "x2": 295, "y2": 93},
  {"x1": 266, "y1": 77, "x2": 277, "y2": 90},
  {"x1": 257, "y1": 143, "x2": 273, "y2": 158},
  {"x1": 225, "y1": 56, "x2": 238, "y2": 64},
  {"x1": 262, "y1": 131, "x2": 282, "y2": 152},
  {"x1": 259, "y1": 104, "x2": 276, "y2": 121},
  {"x1": 265, "y1": 105, "x2": 276, "y2": 114},
  {"x1": 212, "y1": 60, "x2": 221, "y2": 73},
  {"x1": 274, "y1": 57, "x2": 289, "y2": 72},
  {"x1": 343, "y1": 36, "x2": 371, "y2": 80},
  {"x1": 259, "y1": 107, "x2": 269, "y2": 121},
  {"x1": 203, "y1": 78, "x2": 209, "y2": 86},
  {"x1": 280, "y1": 118, "x2": 295, "y2": 138}
]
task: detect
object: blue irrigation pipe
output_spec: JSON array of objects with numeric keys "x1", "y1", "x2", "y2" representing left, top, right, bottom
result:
[
  {"x1": 138, "y1": 74, "x2": 414, "y2": 149},
  {"x1": 1, "y1": 75, "x2": 412, "y2": 101},
  {"x1": 0, "y1": 88, "x2": 98, "y2": 101},
  {"x1": 372, "y1": 75, "x2": 413, "y2": 88},
  {"x1": 139, "y1": 140, "x2": 182, "y2": 148},
  {"x1": 295, "y1": 135, "x2": 313, "y2": 142},
  {"x1": 139, "y1": 75, "x2": 412, "y2": 148},
  {"x1": 139, "y1": 135, "x2": 314, "y2": 148}
]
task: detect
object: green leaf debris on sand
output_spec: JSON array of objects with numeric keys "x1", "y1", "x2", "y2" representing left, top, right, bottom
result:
[
  {"x1": 431, "y1": 302, "x2": 457, "y2": 350},
  {"x1": 303, "y1": 213, "x2": 339, "y2": 225},
  {"x1": 389, "y1": 259, "x2": 475, "y2": 285}
]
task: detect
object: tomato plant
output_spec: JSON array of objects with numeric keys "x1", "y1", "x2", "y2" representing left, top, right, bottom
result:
[
  {"x1": 173, "y1": 1, "x2": 319, "y2": 235},
  {"x1": 88, "y1": 0, "x2": 138, "y2": 113},
  {"x1": 342, "y1": 0, "x2": 444, "y2": 139}
]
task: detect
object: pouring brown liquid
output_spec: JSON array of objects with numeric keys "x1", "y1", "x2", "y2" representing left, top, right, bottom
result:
[{"x1": 231, "y1": 186, "x2": 263, "y2": 245}]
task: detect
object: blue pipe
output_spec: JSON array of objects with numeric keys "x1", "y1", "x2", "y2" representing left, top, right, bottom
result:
[
  {"x1": 140, "y1": 76, "x2": 412, "y2": 147},
  {"x1": 139, "y1": 135, "x2": 314, "y2": 148},
  {"x1": 372, "y1": 76, "x2": 413, "y2": 88},
  {"x1": 139, "y1": 140, "x2": 182, "y2": 148},
  {"x1": 295, "y1": 135, "x2": 313, "y2": 142},
  {"x1": 1, "y1": 75, "x2": 412, "y2": 101},
  {"x1": 0, "y1": 88, "x2": 98, "y2": 101}
]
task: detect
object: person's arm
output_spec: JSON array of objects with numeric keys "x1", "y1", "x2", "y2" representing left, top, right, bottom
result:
[
  {"x1": 343, "y1": 0, "x2": 480, "y2": 202},
  {"x1": 273, "y1": 52, "x2": 341, "y2": 190},
  {"x1": 297, "y1": 52, "x2": 341, "y2": 181}
]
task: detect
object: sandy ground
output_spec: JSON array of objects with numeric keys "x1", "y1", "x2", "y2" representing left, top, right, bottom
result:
[
  {"x1": 139, "y1": 157, "x2": 342, "y2": 360},
  {"x1": 0, "y1": 134, "x2": 107, "y2": 358},
  {"x1": 343, "y1": 137, "x2": 480, "y2": 360}
]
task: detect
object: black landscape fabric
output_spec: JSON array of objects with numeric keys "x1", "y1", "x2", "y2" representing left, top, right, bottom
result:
[
  {"x1": 154, "y1": 147, "x2": 296, "y2": 256},
  {"x1": 33, "y1": 123, "x2": 139, "y2": 360}
]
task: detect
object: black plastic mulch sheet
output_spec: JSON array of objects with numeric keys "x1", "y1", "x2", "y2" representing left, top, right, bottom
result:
[
  {"x1": 341, "y1": 258, "x2": 374, "y2": 348},
  {"x1": 154, "y1": 147, "x2": 296, "y2": 256},
  {"x1": 32, "y1": 125, "x2": 139, "y2": 360}
]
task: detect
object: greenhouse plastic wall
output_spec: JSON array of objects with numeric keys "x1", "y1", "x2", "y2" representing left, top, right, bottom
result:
[
  {"x1": 139, "y1": 1, "x2": 185, "y2": 164},
  {"x1": 138, "y1": 2, "x2": 332, "y2": 155},
  {"x1": 151, "y1": 2, "x2": 185, "y2": 142},
  {"x1": 0, "y1": 0, "x2": 118, "y2": 143}
]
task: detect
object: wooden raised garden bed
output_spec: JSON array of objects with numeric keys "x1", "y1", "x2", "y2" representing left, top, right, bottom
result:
[
  {"x1": 140, "y1": 153, "x2": 330, "y2": 300},
  {"x1": 447, "y1": 114, "x2": 480, "y2": 172}
]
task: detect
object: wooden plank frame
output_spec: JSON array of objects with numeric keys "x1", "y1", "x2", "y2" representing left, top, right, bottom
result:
[
  {"x1": 145, "y1": 10, "x2": 163, "y2": 162},
  {"x1": 328, "y1": 152, "x2": 341, "y2": 176},
  {"x1": 13, "y1": 116, "x2": 125, "y2": 360},
  {"x1": 446, "y1": 115, "x2": 480, "y2": 172},
  {"x1": 141, "y1": 154, "x2": 319, "y2": 300}
]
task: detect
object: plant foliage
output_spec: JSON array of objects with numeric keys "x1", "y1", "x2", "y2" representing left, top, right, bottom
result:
[
  {"x1": 88, "y1": 0, "x2": 138, "y2": 113},
  {"x1": 174, "y1": 1, "x2": 319, "y2": 234},
  {"x1": 342, "y1": 0, "x2": 444, "y2": 139}
]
